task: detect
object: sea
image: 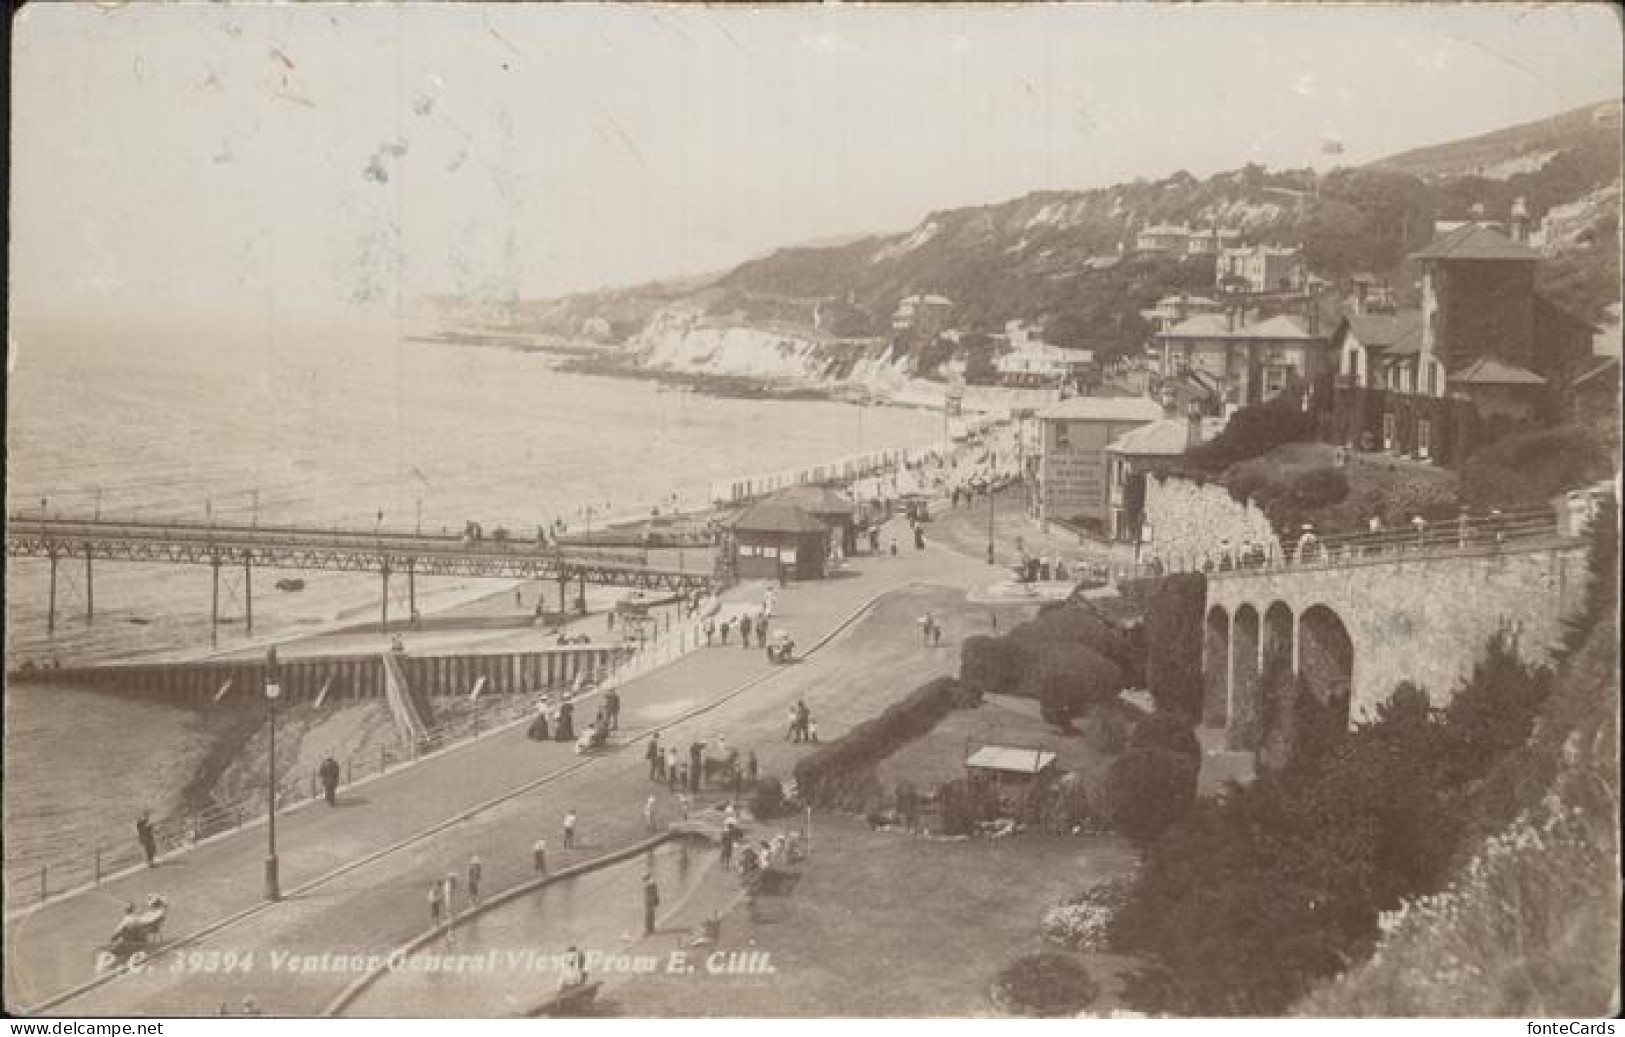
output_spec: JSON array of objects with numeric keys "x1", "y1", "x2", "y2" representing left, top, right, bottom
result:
[{"x1": 2, "y1": 313, "x2": 941, "y2": 896}]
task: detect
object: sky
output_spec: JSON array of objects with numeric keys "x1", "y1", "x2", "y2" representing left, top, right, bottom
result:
[{"x1": 9, "y1": 2, "x2": 1622, "y2": 329}]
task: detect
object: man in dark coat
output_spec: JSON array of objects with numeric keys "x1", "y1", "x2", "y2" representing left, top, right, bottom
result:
[
  {"x1": 643, "y1": 873, "x2": 660, "y2": 936},
  {"x1": 319, "y1": 756, "x2": 341, "y2": 806},
  {"x1": 605, "y1": 689, "x2": 621, "y2": 731},
  {"x1": 136, "y1": 812, "x2": 157, "y2": 867},
  {"x1": 646, "y1": 733, "x2": 663, "y2": 781},
  {"x1": 689, "y1": 741, "x2": 704, "y2": 791},
  {"x1": 739, "y1": 613, "x2": 753, "y2": 650}
]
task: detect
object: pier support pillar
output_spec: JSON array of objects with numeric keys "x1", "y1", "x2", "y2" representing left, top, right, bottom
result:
[
  {"x1": 244, "y1": 559, "x2": 253, "y2": 635},
  {"x1": 47, "y1": 552, "x2": 58, "y2": 635},
  {"x1": 85, "y1": 550, "x2": 94, "y2": 620},
  {"x1": 380, "y1": 567, "x2": 391, "y2": 629},
  {"x1": 211, "y1": 558, "x2": 221, "y2": 648},
  {"x1": 558, "y1": 568, "x2": 568, "y2": 615},
  {"x1": 407, "y1": 564, "x2": 416, "y2": 622}
]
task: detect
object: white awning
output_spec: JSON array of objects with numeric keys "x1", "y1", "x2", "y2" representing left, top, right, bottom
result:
[{"x1": 965, "y1": 746, "x2": 1057, "y2": 775}]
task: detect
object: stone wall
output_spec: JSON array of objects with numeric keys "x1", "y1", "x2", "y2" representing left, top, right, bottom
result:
[
  {"x1": 1206, "y1": 542, "x2": 1589, "y2": 724},
  {"x1": 1142, "y1": 474, "x2": 1280, "y2": 569}
]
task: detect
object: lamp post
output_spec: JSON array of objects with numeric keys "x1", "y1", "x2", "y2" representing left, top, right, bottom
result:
[
  {"x1": 986, "y1": 475, "x2": 995, "y2": 565},
  {"x1": 263, "y1": 646, "x2": 282, "y2": 902}
]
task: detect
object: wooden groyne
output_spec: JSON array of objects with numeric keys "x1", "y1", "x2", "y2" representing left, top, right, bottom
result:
[{"x1": 5, "y1": 645, "x2": 630, "y2": 708}]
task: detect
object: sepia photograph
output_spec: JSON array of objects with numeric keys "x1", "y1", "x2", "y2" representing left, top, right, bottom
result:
[{"x1": 4, "y1": 0, "x2": 1621, "y2": 1024}]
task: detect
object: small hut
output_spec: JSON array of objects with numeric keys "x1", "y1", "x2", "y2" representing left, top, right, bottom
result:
[
  {"x1": 965, "y1": 745, "x2": 1058, "y2": 789},
  {"x1": 729, "y1": 501, "x2": 830, "y2": 582},
  {"x1": 770, "y1": 484, "x2": 857, "y2": 555}
]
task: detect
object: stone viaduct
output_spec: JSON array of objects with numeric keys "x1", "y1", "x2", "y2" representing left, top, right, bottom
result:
[{"x1": 1201, "y1": 538, "x2": 1590, "y2": 748}]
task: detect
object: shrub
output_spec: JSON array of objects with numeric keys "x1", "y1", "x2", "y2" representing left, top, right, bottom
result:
[
  {"x1": 1188, "y1": 395, "x2": 1316, "y2": 471},
  {"x1": 749, "y1": 777, "x2": 789, "y2": 820},
  {"x1": 991, "y1": 953, "x2": 1099, "y2": 1017},
  {"x1": 937, "y1": 777, "x2": 1001, "y2": 836},
  {"x1": 960, "y1": 635, "x2": 1023, "y2": 697},
  {"x1": 1142, "y1": 573, "x2": 1206, "y2": 721},
  {"x1": 793, "y1": 677, "x2": 961, "y2": 807},
  {"x1": 1027, "y1": 642, "x2": 1125, "y2": 727},
  {"x1": 1129, "y1": 711, "x2": 1201, "y2": 761},
  {"x1": 1460, "y1": 424, "x2": 1611, "y2": 510},
  {"x1": 1104, "y1": 748, "x2": 1199, "y2": 844}
]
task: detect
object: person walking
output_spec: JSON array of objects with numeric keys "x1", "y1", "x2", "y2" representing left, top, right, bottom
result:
[
  {"x1": 745, "y1": 750, "x2": 759, "y2": 784},
  {"x1": 429, "y1": 880, "x2": 445, "y2": 927},
  {"x1": 756, "y1": 616, "x2": 768, "y2": 648},
  {"x1": 642, "y1": 873, "x2": 660, "y2": 936},
  {"x1": 689, "y1": 741, "x2": 704, "y2": 792},
  {"x1": 136, "y1": 811, "x2": 157, "y2": 868},
  {"x1": 786, "y1": 705, "x2": 800, "y2": 742},
  {"x1": 562, "y1": 809, "x2": 578, "y2": 850},
  {"x1": 647, "y1": 734, "x2": 664, "y2": 781},
  {"x1": 931, "y1": 619, "x2": 943, "y2": 648},
  {"x1": 678, "y1": 791, "x2": 690, "y2": 820},
  {"x1": 704, "y1": 617, "x2": 715, "y2": 646},
  {"x1": 467, "y1": 855, "x2": 483, "y2": 908},
  {"x1": 605, "y1": 689, "x2": 621, "y2": 731},
  {"x1": 319, "y1": 756, "x2": 341, "y2": 807},
  {"x1": 666, "y1": 747, "x2": 681, "y2": 791},
  {"x1": 532, "y1": 838, "x2": 548, "y2": 876},
  {"x1": 739, "y1": 613, "x2": 753, "y2": 650},
  {"x1": 720, "y1": 618, "x2": 731, "y2": 646},
  {"x1": 644, "y1": 795, "x2": 658, "y2": 833}
]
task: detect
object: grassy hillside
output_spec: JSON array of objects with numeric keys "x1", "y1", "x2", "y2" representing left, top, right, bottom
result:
[{"x1": 436, "y1": 101, "x2": 1621, "y2": 363}]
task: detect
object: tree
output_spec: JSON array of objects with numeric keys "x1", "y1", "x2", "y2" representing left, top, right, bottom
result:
[
  {"x1": 1104, "y1": 748, "x2": 1199, "y2": 844},
  {"x1": 1143, "y1": 573, "x2": 1207, "y2": 721},
  {"x1": 1129, "y1": 711, "x2": 1202, "y2": 761}
]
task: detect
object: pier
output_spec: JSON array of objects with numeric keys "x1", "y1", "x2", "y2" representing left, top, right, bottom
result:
[{"x1": 6, "y1": 515, "x2": 716, "y2": 645}]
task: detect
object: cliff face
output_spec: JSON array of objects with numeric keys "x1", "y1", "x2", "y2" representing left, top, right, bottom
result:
[{"x1": 629, "y1": 307, "x2": 908, "y2": 388}]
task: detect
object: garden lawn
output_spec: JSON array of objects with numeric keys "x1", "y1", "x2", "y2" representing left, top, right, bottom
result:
[{"x1": 607, "y1": 814, "x2": 1140, "y2": 1017}]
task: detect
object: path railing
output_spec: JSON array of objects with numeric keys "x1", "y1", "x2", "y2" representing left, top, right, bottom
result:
[
  {"x1": 4, "y1": 613, "x2": 717, "y2": 913},
  {"x1": 1121, "y1": 505, "x2": 1572, "y2": 584}
]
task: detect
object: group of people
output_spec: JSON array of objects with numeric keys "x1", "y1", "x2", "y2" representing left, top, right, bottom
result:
[
  {"x1": 785, "y1": 699, "x2": 817, "y2": 743},
  {"x1": 426, "y1": 854, "x2": 487, "y2": 936},
  {"x1": 918, "y1": 612, "x2": 944, "y2": 648},
  {"x1": 644, "y1": 731, "x2": 757, "y2": 793}
]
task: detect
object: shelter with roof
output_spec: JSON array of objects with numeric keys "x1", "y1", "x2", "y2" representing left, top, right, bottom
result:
[
  {"x1": 1149, "y1": 311, "x2": 1332, "y2": 409},
  {"x1": 965, "y1": 745, "x2": 1058, "y2": 787},
  {"x1": 769, "y1": 484, "x2": 857, "y2": 555},
  {"x1": 726, "y1": 500, "x2": 830, "y2": 582}
]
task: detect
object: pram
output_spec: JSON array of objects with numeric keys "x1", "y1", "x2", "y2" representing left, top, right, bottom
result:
[{"x1": 101, "y1": 895, "x2": 167, "y2": 964}]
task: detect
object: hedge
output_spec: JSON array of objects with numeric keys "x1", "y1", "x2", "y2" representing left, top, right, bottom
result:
[
  {"x1": 793, "y1": 676, "x2": 963, "y2": 808},
  {"x1": 1129, "y1": 711, "x2": 1202, "y2": 761},
  {"x1": 1143, "y1": 573, "x2": 1207, "y2": 721}
]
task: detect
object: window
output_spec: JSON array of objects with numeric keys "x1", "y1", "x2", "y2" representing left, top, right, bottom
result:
[
  {"x1": 1262, "y1": 366, "x2": 1288, "y2": 399},
  {"x1": 1054, "y1": 423, "x2": 1071, "y2": 450},
  {"x1": 1382, "y1": 412, "x2": 1397, "y2": 452},
  {"x1": 1417, "y1": 419, "x2": 1432, "y2": 460}
]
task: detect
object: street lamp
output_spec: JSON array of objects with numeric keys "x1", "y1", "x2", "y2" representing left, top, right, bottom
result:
[
  {"x1": 986, "y1": 478, "x2": 995, "y2": 565},
  {"x1": 263, "y1": 646, "x2": 282, "y2": 902}
]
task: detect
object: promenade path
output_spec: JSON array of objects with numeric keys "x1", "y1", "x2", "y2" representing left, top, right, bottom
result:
[{"x1": 5, "y1": 513, "x2": 1025, "y2": 1016}]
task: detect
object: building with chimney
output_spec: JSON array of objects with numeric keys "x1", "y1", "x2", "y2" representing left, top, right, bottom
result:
[
  {"x1": 1330, "y1": 211, "x2": 1593, "y2": 464},
  {"x1": 1102, "y1": 408, "x2": 1225, "y2": 541},
  {"x1": 1150, "y1": 311, "x2": 1332, "y2": 409},
  {"x1": 891, "y1": 294, "x2": 954, "y2": 338}
]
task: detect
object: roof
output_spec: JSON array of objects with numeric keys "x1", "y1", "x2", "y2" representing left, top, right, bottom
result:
[
  {"x1": 965, "y1": 746, "x2": 1058, "y2": 775},
  {"x1": 769, "y1": 484, "x2": 853, "y2": 516},
  {"x1": 1106, "y1": 418, "x2": 1192, "y2": 457},
  {"x1": 1038, "y1": 395, "x2": 1166, "y2": 423},
  {"x1": 1449, "y1": 356, "x2": 1547, "y2": 386},
  {"x1": 730, "y1": 501, "x2": 831, "y2": 535},
  {"x1": 1410, "y1": 222, "x2": 1541, "y2": 262},
  {"x1": 1344, "y1": 311, "x2": 1423, "y2": 353},
  {"x1": 1159, "y1": 313, "x2": 1325, "y2": 341},
  {"x1": 1572, "y1": 356, "x2": 1619, "y2": 391}
]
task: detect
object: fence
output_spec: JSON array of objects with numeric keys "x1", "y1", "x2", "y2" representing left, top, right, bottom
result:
[
  {"x1": 5, "y1": 613, "x2": 715, "y2": 913},
  {"x1": 1120, "y1": 504, "x2": 1570, "y2": 583}
]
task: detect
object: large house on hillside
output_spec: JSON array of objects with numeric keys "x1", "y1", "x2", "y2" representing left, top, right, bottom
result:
[
  {"x1": 1331, "y1": 217, "x2": 1594, "y2": 463},
  {"x1": 1149, "y1": 311, "x2": 1333, "y2": 410},
  {"x1": 892, "y1": 294, "x2": 954, "y2": 337},
  {"x1": 1216, "y1": 244, "x2": 1309, "y2": 295},
  {"x1": 1135, "y1": 223, "x2": 1241, "y2": 257}
]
